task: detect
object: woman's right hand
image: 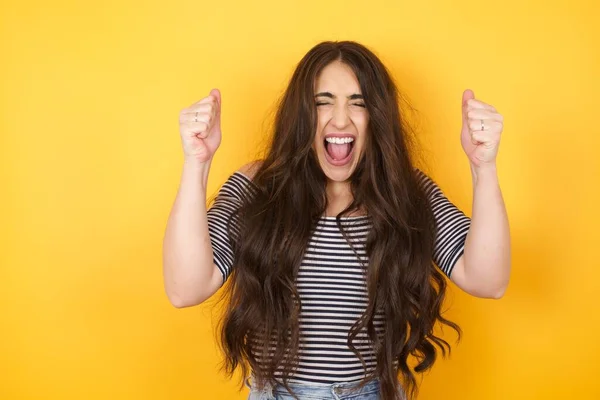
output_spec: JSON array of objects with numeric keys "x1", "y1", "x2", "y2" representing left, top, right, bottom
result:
[{"x1": 178, "y1": 89, "x2": 222, "y2": 164}]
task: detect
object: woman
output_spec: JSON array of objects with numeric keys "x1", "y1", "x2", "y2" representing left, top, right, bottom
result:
[{"x1": 163, "y1": 41, "x2": 510, "y2": 400}]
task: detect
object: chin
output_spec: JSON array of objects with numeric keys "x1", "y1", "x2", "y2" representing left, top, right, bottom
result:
[{"x1": 323, "y1": 168, "x2": 354, "y2": 182}]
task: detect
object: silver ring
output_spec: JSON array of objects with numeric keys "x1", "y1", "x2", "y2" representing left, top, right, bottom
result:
[
  {"x1": 195, "y1": 111, "x2": 198, "y2": 123},
  {"x1": 481, "y1": 119, "x2": 485, "y2": 131}
]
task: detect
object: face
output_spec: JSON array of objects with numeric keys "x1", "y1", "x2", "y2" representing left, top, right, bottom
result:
[{"x1": 312, "y1": 60, "x2": 369, "y2": 183}]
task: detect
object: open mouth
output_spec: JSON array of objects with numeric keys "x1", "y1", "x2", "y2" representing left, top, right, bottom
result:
[{"x1": 323, "y1": 137, "x2": 355, "y2": 166}]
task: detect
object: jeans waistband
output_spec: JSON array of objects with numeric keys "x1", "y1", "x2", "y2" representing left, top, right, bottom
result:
[{"x1": 245, "y1": 374, "x2": 381, "y2": 399}]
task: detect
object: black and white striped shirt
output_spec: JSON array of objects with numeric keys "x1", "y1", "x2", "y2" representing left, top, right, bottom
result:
[{"x1": 207, "y1": 169, "x2": 471, "y2": 384}]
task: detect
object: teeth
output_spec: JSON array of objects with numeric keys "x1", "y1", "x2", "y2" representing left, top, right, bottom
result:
[{"x1": 325, "y1": 137, "x2": 355, "y2": 144}]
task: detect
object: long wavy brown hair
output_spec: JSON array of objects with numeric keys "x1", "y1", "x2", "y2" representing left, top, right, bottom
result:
[{"x1": 213, "y1": 40, "x2": 461, "y2": 400}]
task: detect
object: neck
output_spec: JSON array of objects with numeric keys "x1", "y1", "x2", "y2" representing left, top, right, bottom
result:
[
  {"x1": 326, "y1": 179, "x2": 351, "y2": 199},
  {"x1": 325, "y1": 180, "x2": 362, "y2": 217}
]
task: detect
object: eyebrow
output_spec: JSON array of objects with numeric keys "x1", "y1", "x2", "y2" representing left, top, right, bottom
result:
[{"x1": 314, "y1": 92, "x2": 364, "y2": 100}]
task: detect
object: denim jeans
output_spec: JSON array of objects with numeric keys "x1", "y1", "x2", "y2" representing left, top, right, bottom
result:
[{"x1": 245, "y1": 375, "x2": 406, "y2": 400}]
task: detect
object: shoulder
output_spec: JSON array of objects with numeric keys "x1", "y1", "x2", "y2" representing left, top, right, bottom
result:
[
  {"x1": 413, "y1": 167, "x2": 443, "y2": 197},
  {"x1": 413, "y1": 167, "x2": 431, "y2": 185},
  {"x1": 236, "y1": 159, "x2": 264, "y2": 181},
  {"x1": 212, "y1": 162, "x2": 261, "y2": 206}
]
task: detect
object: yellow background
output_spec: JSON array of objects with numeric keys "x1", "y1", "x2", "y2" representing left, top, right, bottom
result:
[{"x1": 1, "y1": 0, "x2": 598, "y2": 399}]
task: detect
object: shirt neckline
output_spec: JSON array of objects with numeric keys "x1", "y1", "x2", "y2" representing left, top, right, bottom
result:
[{"x1": 320, "y1": 215, "x2": 369, "y2": 220}]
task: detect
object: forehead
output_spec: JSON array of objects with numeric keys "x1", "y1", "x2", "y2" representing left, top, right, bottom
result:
[{"x1": 314, "y1": 61, "x2": 361, "y2": 93}]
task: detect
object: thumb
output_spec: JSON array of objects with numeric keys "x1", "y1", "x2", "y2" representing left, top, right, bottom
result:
[
  {"x1": 210, "y1": 88, "x2": 221, "y2": 112},
  {"x1": 461, "y1": 89, "x2": 475, "y2": 125},
  {"x1": 209, "y1": 88, "x2": 221, "y2": 130}
]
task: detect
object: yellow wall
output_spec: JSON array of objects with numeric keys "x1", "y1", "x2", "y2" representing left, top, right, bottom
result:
[{"x1": 1, "y1": 0, "x2": 598, "y2": 398}]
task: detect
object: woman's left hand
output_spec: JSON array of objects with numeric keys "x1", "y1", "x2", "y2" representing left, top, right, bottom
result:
[{"x1": 460, "y1": 89, "x2": 504, "y2": 169}]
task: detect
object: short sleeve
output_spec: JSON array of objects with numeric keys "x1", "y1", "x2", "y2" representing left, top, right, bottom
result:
[
  {"x1": 415, "y1": 169, "x2": 471, "y2": 277},
  {"x1": 206, "y1": 171, "x2": 256, "y2": 286}
]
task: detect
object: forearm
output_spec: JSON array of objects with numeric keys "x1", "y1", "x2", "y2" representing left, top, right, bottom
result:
[
  {"x1": 463, "y1": 164, "x2": 511, "y2": 297},
  {"x1": 162, "y1": 160, "x2": 215, "y2": 306}
]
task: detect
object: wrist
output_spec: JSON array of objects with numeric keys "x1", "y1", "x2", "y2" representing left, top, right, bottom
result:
[
  {"x1": 470, "y1": 162, "x2": 498, "y2": 185},
  {"x1": 182, "y1": 157, "x2": 211, "y2": 187}
]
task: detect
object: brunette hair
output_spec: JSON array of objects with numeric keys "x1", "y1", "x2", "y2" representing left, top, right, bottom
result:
[{"x1": 214, "y1": 40, "x2": 460, "y2": 400}]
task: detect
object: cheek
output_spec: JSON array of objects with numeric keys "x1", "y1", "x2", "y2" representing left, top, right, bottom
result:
[
  {"x1": 316, "y1": 113, "x2": 328, "y2": 130},
  {"x1": 353, "y1": 115, "x2": 369, "y2": 134},
  {"x1": 312, "y1": 132, "x2": 322, "y2": 153}
]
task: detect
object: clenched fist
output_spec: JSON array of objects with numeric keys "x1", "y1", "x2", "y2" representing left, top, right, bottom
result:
[
  {"x1": 178, "y1": 88, "x2": 222, "y2": 163},
  {"x1": 460, "y1": 89, "x2": 503, "y2": 170}
]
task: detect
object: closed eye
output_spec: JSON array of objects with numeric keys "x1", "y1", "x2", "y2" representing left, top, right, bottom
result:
[{"x1": 316, "y1": 102, "x2": 366, "y2": 107}]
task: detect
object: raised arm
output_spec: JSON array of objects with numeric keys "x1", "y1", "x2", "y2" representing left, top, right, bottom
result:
[
  {"x1": 162, "y1": 89, "x2": 223, "y2": 308},
  {"x1": 450, "y1": 89, "x2": 511, "y2": 298}
]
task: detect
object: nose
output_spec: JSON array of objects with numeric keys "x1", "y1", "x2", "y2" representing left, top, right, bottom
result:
[{"x1": 331, "y1": 103, "x2": 351, "y2": 129}]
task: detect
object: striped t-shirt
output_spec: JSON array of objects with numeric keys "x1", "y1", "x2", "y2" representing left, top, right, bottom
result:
[{"x1": 206, "y1": 169, "x2": 471, "y2": 384}]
